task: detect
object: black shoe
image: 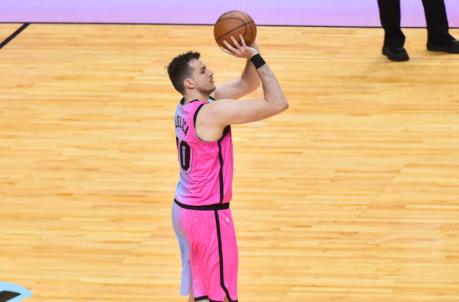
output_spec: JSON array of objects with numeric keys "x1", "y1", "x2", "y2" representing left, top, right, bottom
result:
[
  {"x1": 427, "y1": 39, "x2": 459, "y2": 53},
  {"x1": 382, "y1": 46, "x2": 410, "y2": 62}
]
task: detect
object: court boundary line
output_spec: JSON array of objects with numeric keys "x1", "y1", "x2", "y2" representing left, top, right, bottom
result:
[{"x1": 0, "y1": 23, "x2": 30, "y2": 49}]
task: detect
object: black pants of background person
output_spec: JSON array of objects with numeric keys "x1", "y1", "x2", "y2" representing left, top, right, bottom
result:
[{"x1": 377, "y1": 0, "x2": 452, "y2": 47}]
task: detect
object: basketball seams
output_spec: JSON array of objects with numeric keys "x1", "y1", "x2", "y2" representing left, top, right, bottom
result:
[
  {"x1": 237, "y1": 12, "x2": 252, "y2": 25},
  {"x1": 214, "y1": 18, "x2": 247, "y2": 34},
  {"x1": 214, "y1": 10, "x2": 257, "y2": 47},
  {"x1": 216, "y1": 17, "x2": 247, "y2": 22},
  {"x1": 214, "y1": 17, "x2": 244, "y2": 40},
  {"x1": 217, "y1": 10, "x2": 249, "y2": 22},
  {"x1": 249, "y1": 22, "x2": 257, "y2": 43},
  {"x1": 245, "y1": 23, "x2": 252, "y2": 44},
  {"x1": 215, "y1": 22, "x2": 253, "y2": 42}
]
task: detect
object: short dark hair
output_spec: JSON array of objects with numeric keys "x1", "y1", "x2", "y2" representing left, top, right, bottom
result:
[{"x1": 167, "y1": 51, "x2": 201, "y2": 94}]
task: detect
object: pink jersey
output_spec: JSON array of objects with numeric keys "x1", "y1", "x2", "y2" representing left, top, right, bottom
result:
[{"x1": 174, "y1": 97, "x2": 233, "y2": 207}]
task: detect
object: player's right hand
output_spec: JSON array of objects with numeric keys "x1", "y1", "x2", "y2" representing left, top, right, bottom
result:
[{"x1": 221, "y1": 35, "x2": 259, "y2": 59}]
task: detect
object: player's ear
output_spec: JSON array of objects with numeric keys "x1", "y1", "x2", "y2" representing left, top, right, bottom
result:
[{"x1": 184, "y1": 78, "x2": 195, "y2": 90}]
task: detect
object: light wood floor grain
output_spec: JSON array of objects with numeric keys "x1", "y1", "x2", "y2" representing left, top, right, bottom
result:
[
  {"x1": 0, "y1": 24, "x2": 23, "y2": 43},
  {"x1": 1, "y1": 24, "x2": 458, "y2": 302}
]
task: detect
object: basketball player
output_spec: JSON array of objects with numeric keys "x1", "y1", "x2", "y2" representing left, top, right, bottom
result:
[{"x1": 167, "y1": 35, "x2": 288, "y2": 302}]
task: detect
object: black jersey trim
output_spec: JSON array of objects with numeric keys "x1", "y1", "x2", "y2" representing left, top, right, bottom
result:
[
  {"x1": 193, "y1": 103, "x2": 205, "y2": 129},
  {"x1": 217, "y1": 140, "x2": 224, "y2": 203},
  {"x1": 218, "y1": 126, "x2": 230, "y2": 142},
  {"x1": 216, "y1": 126, "x2": 230, "y2": 203},
  {"x1": 193, "y1": 103, "x2": 211, "y2": 142},
  {"x1": 174, "y1": 199, "x2": 229, "y2": 211},
  {"x1": 214, "y1": 211, "x2": 237, "y2": 302},
  {"x1": 191, "y1": 96, "x2": 230, "y2": 143},
  {"x1": 194, "y1": 295, "x2": 237, "y2": 302},
  {"x1": 195, "y1": 296, "x2": 233, "y2": 302},
  {"x1": 194, "y1": 296, "x2": 225, "y2": 302}
]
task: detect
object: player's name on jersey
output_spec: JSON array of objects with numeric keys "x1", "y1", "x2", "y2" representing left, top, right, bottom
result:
[{"x1": 175, "y1": 115, "x2": 189, "y2": 136}]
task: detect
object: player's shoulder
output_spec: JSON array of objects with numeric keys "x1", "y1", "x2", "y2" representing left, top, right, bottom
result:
[
  {"x1": 202, "y1": 97, "x2": 236, "y2": 113},
  {"x1": 198, "y1": 98, "x2": 238, "y2": 129}
]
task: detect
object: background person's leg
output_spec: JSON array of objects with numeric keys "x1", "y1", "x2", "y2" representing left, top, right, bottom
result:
[
  {"x1": 421, "y1": 0, "x2": 450, "y2": 43},
  {"x1": 377, "y1": 0, "x2": 405, "y2": 47},
  {"x1": 377, "y1": 0, "x2": 409, "y2": 61},
  {"x1": 422, "y1": 0, "x2": 459, "y2": 52}
]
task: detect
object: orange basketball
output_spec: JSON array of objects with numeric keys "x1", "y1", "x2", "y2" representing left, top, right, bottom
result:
[{"x1": 214, "y1": 10, "x2": 257, "y2": 49}]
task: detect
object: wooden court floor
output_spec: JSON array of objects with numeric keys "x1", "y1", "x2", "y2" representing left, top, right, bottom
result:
[{"x1": 1, "y1": 24, "x2": 458, "y2": 302}]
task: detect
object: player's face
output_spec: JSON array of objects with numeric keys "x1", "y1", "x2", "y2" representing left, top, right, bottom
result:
[{"x1": 189, "y1": 59, "x2": 216, "y2": 94}]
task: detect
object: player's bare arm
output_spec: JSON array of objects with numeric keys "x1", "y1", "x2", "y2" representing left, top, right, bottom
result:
[
  {"x1": 212, "y1": 36, "x2": 261, "y2": 100},
  {"x1": 197, "y1": 36, "x2": 289, "y2": 142}
]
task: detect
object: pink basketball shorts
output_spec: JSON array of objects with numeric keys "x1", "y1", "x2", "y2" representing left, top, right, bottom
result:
[{"x1": 172, "y1": 200, "x2": 238, "y2": 302}]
